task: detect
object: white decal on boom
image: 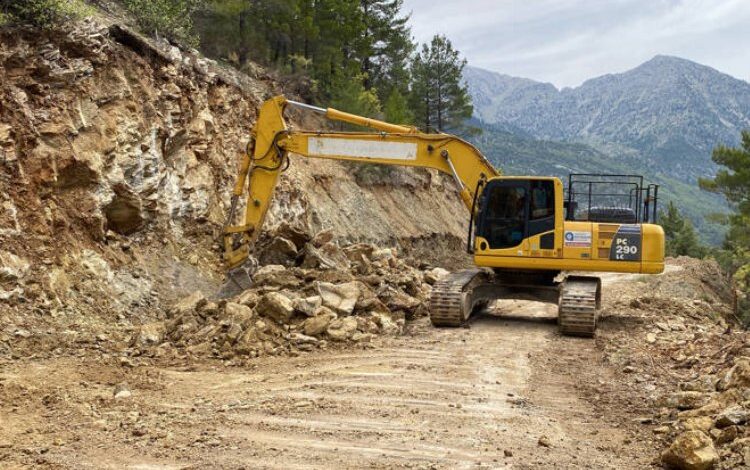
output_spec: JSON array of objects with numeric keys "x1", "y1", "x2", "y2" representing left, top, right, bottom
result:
[{"x1": 308, "y1": 138, "x2": 417, "y2": 161}]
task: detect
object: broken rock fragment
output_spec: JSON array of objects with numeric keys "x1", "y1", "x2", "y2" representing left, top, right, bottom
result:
[
  {"x1": 317, "y1": 281, "x2": 360, "y2": 315},
  {"x1": 257, "y1": 292, "x2": 294, "y2": 323},
  {"x1": 293, "y1": 295, "x2": 322, "y2": 317},
  {"x1": 302, "y1": 307, "x2": 337, "y2": 336},
  {"x1": 170, "y1": 291, "x2": 206, "y2": 317},
  {"x1": 326, "y1": 316, "x2": 358, "y2": 342},
  {"x1": 130, "y1": 322, "x2": 165, "y2": 348},
  {"x1": 662, "y1": 430, "x2": 718, "y2": 470},
  {"x1": 257, "y1": 236, "x2": 298, "y2": 266}
]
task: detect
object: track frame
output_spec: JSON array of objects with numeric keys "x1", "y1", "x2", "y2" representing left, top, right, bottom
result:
[{"x1": 429, "y1": 270, "x2": 601, "y2": 337}]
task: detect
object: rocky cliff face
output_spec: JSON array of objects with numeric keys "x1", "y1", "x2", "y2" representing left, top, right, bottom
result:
[{"x1": 0, "y1": 20, "x2": 467, "y2": 355}]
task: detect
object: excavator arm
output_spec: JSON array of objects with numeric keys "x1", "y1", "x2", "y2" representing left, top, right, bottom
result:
[{"x1": 223, "y1": 95, "x2": 500, "y2": 269}]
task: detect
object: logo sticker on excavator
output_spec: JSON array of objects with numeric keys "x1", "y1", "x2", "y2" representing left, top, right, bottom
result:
[
  {"x1": 564, "y1": 231, "x2": 591, "y2": 248},
  {"x1": 609, "y1": 225, "x2": 641, "y2": 261},
  {"x1": 308, "y1": 138, "x2": 418, "y2": 161}
]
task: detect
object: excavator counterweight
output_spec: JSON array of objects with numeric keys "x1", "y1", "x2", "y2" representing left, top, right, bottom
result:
[{"x1": 222, "y1": 96, "x2": 665, "y2": 336}]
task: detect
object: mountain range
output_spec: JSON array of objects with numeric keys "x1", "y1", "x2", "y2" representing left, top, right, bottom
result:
[{"x1": 463, "y1": 56, "x2": 750, "y2": 243}]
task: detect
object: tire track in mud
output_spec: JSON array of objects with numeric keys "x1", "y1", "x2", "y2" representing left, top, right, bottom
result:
[{"x1": 139, "y1": 302, "x2": 652, "y2": 469}]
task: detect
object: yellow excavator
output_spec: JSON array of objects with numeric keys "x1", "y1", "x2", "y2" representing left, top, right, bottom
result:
[{"x1": 222, "y1": 96, "x2": 665, "y2": 336}]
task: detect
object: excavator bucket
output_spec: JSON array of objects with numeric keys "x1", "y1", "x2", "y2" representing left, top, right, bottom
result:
[{"x1": 216, "y1": 256, "x2": 258, "y2": 299}]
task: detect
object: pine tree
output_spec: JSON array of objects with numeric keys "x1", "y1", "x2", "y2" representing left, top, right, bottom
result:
[
  {"x1": 124, "y1": 0, "x2": 205, "y2": 46},
  {"x1": 382, "y1": 88, "x2": 413, "y2": 124},
  {"x1": 700, "y1": 131, "x2": 750, "y2": 323},
  {"x1": 700, "y1": 130, "x2": 750, "y2": 251},
  {"x1": 329, "y1": 73, "x2": 381, "y2": 124},
  {"x1": 409, "y1": 35, "x2": 472, "y2": 133},
  {"x1": 659, "y1": 201, "x2": 705, "y2": 258},
  {"x1": 359, "y1": 0, "x2": 414, "y2": 96}
]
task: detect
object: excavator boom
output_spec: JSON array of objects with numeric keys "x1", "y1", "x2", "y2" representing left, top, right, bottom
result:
[{"x1": 223, "y1": 96, "x2": 498, "y2": 269}]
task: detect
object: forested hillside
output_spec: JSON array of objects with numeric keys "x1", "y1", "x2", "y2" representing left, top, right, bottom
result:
[{"x1": 192, "y1": 0, "x2": 472, "y2": 132}]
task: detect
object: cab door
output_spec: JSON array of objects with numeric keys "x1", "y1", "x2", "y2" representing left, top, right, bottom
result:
[{"x1": 527, "y1": 180, "x2": 557, "y2": 256}]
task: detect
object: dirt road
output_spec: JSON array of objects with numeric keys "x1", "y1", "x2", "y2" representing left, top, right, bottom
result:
[{"x1": 1, "y1": 284, "x2": 663, "y2": 470}]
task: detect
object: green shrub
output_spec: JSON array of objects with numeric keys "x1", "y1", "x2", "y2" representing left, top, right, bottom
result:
[
  {"x1": 122, "y1": 0, "x2": 203, "y2": 46},
  {"x1": 0, "y1": 0, "x2": 93, "y2": 27}
]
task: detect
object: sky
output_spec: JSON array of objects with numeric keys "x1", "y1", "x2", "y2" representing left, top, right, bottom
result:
[{"x1": 401, "y1": 0, "x2": 750, "y2": 88}]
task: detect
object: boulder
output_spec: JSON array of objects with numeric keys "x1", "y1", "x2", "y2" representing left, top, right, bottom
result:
[
  {"x1": 326, "y1": 317, "x2": 358, "y2": 342},
  {"x1": 680, "y1": 376, "x2": 717, "y2": 393},
  {"x1": 351, "y1": 332, "x2": 374, "y2": 343},
  {"x1": 385, "y1": 290, "x2": 422, "y2": 314},
  {"x1": 317, "y1": 281, "x2": 360, "y2": 315},
  {"x1": 682, "y1": 416, "x2": 714, "y2": 433},
  {"x1": 301, "y1": 243, "x2": 349, "y2": 270},
  {"x1": 253, "y1": 264, "x2": 287, "y2": 279},
  {"x1": 274, "y1": 222, "x2": 311, "y2": 250},
  {"x1": 252, "y1": 265, "x2": 301, "y2": 288},
  {"x1": 371, "y1": 248, "x2": 395, "y2": 261},
  {"x1": 257, "y1": 236, "x2": 298, "y2": 266},
  {"x1": 371, "y1": 312, "x2": 403, "y2": 335},
  {"x1": 666, "y1": 391, "x2": 710, "y2": 411},
  {"x1": 354, "y1": 284, "x2": 389, "y2": 313},
  {"x1": 303, "y1": 307, "x2": 337, "y2": 336},
  {"x1": 291, "y1": 333, "x2": 319, "y2": 346},
  {"x1": 715, "y1": 426, "x2": 739, "y2": 445},
  {"x1": 225, "y1": 322, "x2": 244, "y2": 344},
  {"x1": 294, "y1": 296, "x2": 322, "y2": 317},
  {"x1": 113, "y1": 383, "x2": 132, "y2": 400},
  {"x1": 257, "y1": 292, "x2": 294, "y2": 323},
  {"x1": 237, "y1": 290, "x2": 259, "y2": 308},
  {"x1": 224, "y1": 302, "x2": 254, "y2": 327},
  {"x1": 342, "y1": 243, "x2": 376, "y2": 261},
  {"x1": 662, "y1": 431, "x2": 718, "y2": 470}
]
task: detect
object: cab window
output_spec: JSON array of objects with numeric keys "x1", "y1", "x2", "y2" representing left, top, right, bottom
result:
[{"x1": 528, "y1": 180, "x2": 555, "y2": 237}]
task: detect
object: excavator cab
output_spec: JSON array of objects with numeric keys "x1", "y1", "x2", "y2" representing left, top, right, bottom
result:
[{"x1": 471, "y1": 174, "x2": 664, "y2": 275}]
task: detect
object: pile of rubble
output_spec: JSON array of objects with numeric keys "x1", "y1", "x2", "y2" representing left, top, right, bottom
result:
[
  {"x1": 129, "y1": 226, "x2": 449, "y2": 360},
  {"x1": 596, "y1": 257, "x2": 748, "y2": 469},
  {"x1": 660, "y1": 353, "x2": 750, "y2": 470}
]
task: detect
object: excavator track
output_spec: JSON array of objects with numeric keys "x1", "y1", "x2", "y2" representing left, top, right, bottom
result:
[
  {"x1": 558, "y1": 276, "x2": 601, "y2": 337},
  {"x1": 430, "y1": 269, "x2": 490, "y2": 326}
]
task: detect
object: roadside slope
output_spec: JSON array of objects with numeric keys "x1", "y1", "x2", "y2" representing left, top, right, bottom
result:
[{"x1": 0, "y1": 20, "x2": 468, "y2": 358}]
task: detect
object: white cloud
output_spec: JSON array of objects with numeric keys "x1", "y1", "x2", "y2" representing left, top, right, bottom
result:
[{"x1": 402, "y1": 0, "x2": 750, "y2": 87}]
